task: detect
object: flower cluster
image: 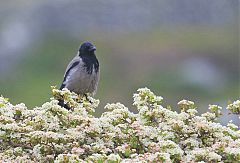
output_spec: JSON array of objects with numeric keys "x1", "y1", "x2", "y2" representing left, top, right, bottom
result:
[
  {"x1": 0, "y1": 88, "x2": 239, "y2": 162},
  {"x1": 227, "y1": 100, "x2": 240, "y2": 115}
]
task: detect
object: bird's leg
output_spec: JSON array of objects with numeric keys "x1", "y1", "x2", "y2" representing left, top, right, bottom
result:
[
  {"x1": 84, "y1": 93, "x2": 93, "y2": 104},
  {"x1": 84, "y1": 94, "x2": 88, "y2": 100}
]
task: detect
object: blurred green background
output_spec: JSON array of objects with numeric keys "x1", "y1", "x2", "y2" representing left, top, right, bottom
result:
[{"x1": 0, "y1": 1, "x2": 239, "y2": 123}]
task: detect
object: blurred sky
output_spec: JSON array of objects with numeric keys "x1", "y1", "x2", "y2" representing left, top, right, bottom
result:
[{"x1": 0, "y1": 0, "x2": 239, "y2": 122}]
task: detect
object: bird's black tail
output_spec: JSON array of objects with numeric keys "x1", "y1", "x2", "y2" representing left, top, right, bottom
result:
[
  {"x1": 57, "y1": 84, "x2": 71, "y2": 110},
  {"x1": 58, "y1": 99, "x2": 71, "y2": 110}
]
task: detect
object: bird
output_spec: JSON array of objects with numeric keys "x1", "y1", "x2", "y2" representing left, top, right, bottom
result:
[{"x1": 59, "y1": 42, "x2": 100, "y2": 108}]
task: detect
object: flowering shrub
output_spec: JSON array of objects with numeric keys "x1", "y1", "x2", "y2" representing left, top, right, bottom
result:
[{"x1": 0, "y1": 87, "x2": 239, "y2": 162}]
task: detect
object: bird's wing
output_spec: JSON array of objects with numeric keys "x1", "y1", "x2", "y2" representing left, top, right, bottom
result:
[{"x1": 60, "y1": 55, "x2": 80, "y2": 89}]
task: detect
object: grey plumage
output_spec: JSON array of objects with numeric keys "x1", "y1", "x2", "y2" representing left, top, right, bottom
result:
[{"x1": 60, "y1": 42, "x2": 100, "y2": 96}]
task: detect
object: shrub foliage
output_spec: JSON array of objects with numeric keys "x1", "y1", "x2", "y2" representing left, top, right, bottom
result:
[{"x1": 0, "y1": 87, "x2": 239, "y2": 162}]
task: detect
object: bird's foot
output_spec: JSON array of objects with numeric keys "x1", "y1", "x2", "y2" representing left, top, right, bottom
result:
[{"x1": 83, "y1": 93, "x2": 93, "y2": 104}]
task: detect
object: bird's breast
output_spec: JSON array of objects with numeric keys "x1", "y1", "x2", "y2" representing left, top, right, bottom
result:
[{"x1": 66, "y1": 63, "x2": 99, "y2": 95}]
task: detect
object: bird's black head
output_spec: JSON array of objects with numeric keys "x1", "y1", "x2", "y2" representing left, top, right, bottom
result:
[{"x1": 79, "y1": 42, "x2": 96, "y2": 56}]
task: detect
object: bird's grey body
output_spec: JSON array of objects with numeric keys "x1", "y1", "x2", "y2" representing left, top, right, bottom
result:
[
  {"x1": 61, "y1": 55, "x2": 99, "y2": 95},
  {"x1": 60, "y1": 42, "x2": 100, "y2": 96}
]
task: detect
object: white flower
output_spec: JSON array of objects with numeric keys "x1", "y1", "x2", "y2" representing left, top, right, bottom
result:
[
  {"x1": 0, "y1": 87, "x2": 239, "y2": 162},
  {"x1": 178, "y1": 99, "x2": 195, "y2": 111},
  {"x1": 227, "y1": 100, "x2": 240, "y2": 114},
  {"x1": 107, "y1": 154, "x2": 121, "y2": 162},
  {"x1": 207, "y1": 152, "x2": 222, "y2": 161}
]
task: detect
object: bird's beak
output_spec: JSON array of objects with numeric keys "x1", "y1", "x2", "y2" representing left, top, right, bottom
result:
[{"x1": 89, "y1": 46, "x2": 96, "y2": 52}]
